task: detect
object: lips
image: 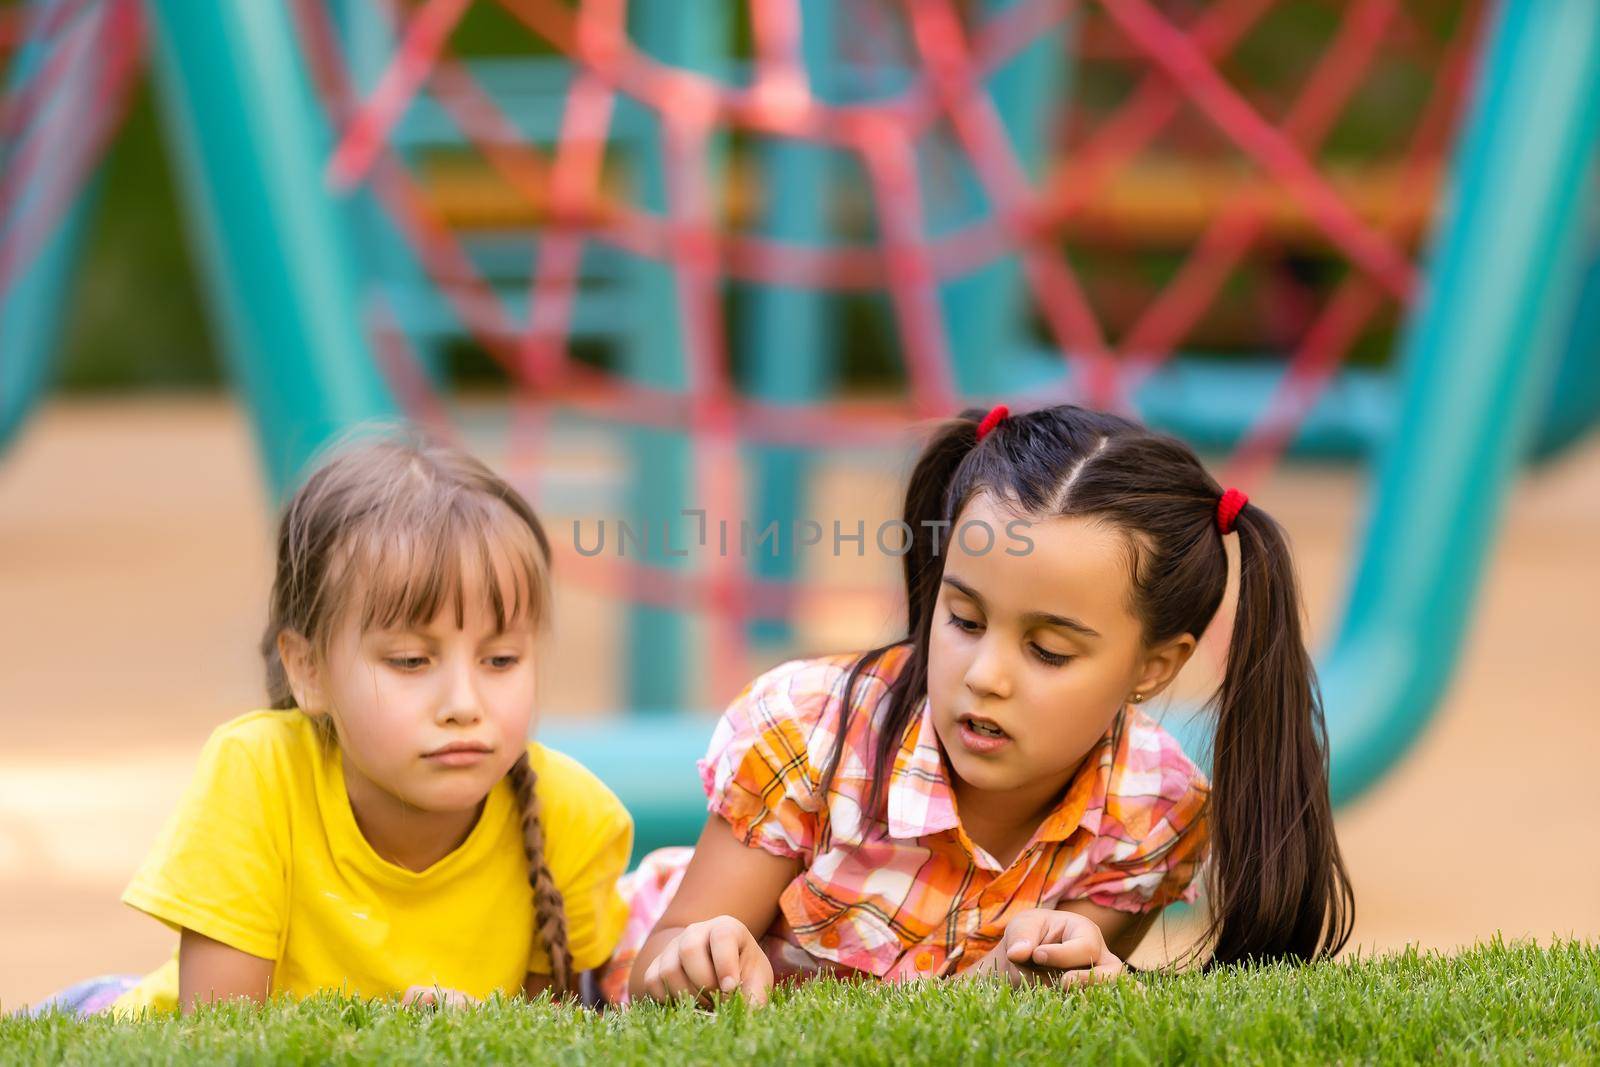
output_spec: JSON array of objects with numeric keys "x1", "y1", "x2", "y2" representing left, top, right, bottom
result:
[
  {"x1": 954, "y1": 713, "x2": 1012, "y2": 756},
  {"x1": 422, "y1": 741, "x2": 494, "y2": 767},
  {"x1": 424, "y1": 741, "x2": 494, "y2": 757}
]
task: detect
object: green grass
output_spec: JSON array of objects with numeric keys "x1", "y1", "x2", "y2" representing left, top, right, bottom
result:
[{"x1": 6, "y1": 940, "x2": 1597, "y2": 1065}]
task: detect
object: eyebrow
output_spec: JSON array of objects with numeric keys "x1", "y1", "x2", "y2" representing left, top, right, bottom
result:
[{"x1": 941, "y1": 576, "x2": 1103, "y2": 640}]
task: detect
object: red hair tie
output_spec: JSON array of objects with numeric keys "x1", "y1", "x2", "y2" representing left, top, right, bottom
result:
[
  {"x1": 1216, "y1": 487, "x2": 1248, "y2": 534},
  {"x1": 975, "y1": 404, "x2": 1009, "y2": 441}
]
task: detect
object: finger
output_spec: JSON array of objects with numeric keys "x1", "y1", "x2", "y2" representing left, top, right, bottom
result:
[
  {"x1": 1030, "y1": 933, "x2": 1100, "y2": 972},
  {"x1": 642, "y1": 958, "x2": 668, "y2": 1003},
  {"x1": 1005, "y1": 910, "x2": 1054, "y2": 961},
  {"x1": 708, "y1": 926, "x2": 744, "y2": 994},
  {"x1": 1040, "y1": 910, "x2": 1076, "y2": 947},
  {"x1": 1059, "y1": 962, "x2": 1119, "y2": 990},
  {"x1": 677, "y1": 933, "x2": 720, "y2": 998},
  {"x1": 739, "y1": 944, "x2": 774, "y2": 1008},
  {"x1": 656, "y1": 941, "x2": 696, "y2": 1001}
]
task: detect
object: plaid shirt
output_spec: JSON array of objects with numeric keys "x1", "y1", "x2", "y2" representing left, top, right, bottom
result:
[{"x1": 700, "y1": 646, "x2": 1210, "y2": 980}]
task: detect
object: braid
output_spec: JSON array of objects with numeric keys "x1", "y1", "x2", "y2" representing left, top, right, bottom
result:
[{"x1": 506, "y1": 751, "x2": 573, "y2": 997}]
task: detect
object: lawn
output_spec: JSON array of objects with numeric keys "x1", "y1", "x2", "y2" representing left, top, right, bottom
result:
[{"x1": 5, "y1": 940, "x2": 1596, "y2": 1065}]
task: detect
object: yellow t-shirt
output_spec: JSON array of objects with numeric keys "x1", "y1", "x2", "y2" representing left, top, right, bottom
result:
[{"x1": 111, "y1": 709, "x2": 632, "y2": 1016}]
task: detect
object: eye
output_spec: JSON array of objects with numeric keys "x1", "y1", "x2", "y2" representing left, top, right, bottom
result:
[
  {"x1": 1031, "y1": 644, "x2": 1072, "y2": 667},
  {"x1": 486, "y1": 655, "x2": 521, "y2": 670},
  {"x1": 386, "y1": 656, "x2": 428, "y2": 671},
  {"x1": 946, "y1": 610, "x2": 982, "y2": 634}
]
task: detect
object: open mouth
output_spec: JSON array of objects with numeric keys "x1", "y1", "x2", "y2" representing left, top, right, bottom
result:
[{"x1": 958, "y1": 714, "x2": 1009, "y2": 739}]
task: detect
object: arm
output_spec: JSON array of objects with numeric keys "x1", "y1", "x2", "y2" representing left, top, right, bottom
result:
[
  {"x1": 177, "y1": 928, "x2": 274, "y2": 1013},
  {"x1": 628, "y1": 814, "x2": 800, "y2": 1006}
]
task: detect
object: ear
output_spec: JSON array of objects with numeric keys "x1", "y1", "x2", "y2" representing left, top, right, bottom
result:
[
  {"x1": 1130, "y1": 632, "x2": 1198, "y2": 703},
  {"x1": 276, "y1": 629, "x2": 327, "y2": 713}
]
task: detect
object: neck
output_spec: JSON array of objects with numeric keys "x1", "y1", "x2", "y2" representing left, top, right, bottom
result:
[
  {"x1": 948, "y1": 760, "x2": 1079, "y2": 869},
  {"x1": 340, "y1": 758, "x2": 483, "y2": 872}
]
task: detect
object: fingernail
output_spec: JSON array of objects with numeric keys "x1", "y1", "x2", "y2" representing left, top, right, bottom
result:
[
  {"x1": 1011, "y1": 940, "x2": 1032, "y2": 955},
  {"x1": 721, "y1": 977, "x2": 736, "y2": 991},
  {"x1": 1033, "y1": 948, "x2": 1049, "y2": 964}
]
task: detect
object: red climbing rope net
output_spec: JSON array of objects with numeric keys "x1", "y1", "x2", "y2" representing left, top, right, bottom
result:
[
  {"x1": 285, "y1": 0, "x2": 1482, "y2": 698},
  {"x1": 0, "y1": 0, "x2": 142, "y2": 301},
  {"x1": 2, "y1": 1, "x2": 1482, "y2": 699}
]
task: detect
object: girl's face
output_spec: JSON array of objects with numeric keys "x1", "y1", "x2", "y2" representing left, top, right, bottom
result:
[
  {"x1": 285, "y1": 550, "x2": 539, "y2": 817},
  {"x1": 926, "y1": 492, "x2": 1195, "y2": 801}
]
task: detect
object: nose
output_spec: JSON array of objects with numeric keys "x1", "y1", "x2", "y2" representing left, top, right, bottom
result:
[
  {"x1": 436, "y1": 657, "x2": 483, "y2": 727},
  {"x1": 963, "y1": 633, "x2": 1012, "y2": 701}
]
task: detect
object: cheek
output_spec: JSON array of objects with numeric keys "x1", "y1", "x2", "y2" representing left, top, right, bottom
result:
[
  {"x1": 489, "y1": 672, "x2": 537, "y2": 732},
  {"x1": 924, "y1": 623, "x2": 963, "y2": 701},
  {"x1": 328, "y1": 667, "x2": 417, "y2": 744},
  {"x1": 1017, "y1": 670, "x2": 1121, "y2": 752}
]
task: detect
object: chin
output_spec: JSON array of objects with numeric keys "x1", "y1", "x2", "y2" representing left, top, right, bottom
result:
[
  {"x1": 405, "y1": 775, "x2": 496, "y2": 814},
  {"x1": 946, "y1": 752, "x2": 1023, "y2": 793}
]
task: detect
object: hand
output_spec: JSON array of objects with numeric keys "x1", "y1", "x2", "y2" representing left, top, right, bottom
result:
[
  {"x1": 976, "y1": 908, "x2": 1125, "y2": 988},
  {"x1": 401, "y1": 984, "x2": 478, "y2": 1010},
  {"x1": 639, "y1": 915, "x2": 775, "y2": 1007}
]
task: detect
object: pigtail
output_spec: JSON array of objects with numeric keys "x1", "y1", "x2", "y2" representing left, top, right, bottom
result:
[
  {"x1": 1203, "y1": 502, "x2": 1354, "y2": 965},
  {"x1": 816, "y1": 410, "x2": 989, "y2": 822},
  {"x1": 506, "y1": 751, "x2": 574, "y2": 997}
]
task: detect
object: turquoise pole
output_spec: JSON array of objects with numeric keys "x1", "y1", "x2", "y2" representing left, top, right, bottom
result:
[
  {"x1": 1163, "y1": 0, "x2": 1600, "y2": 802},
  {"x1": 333, "y1": 0, "x2": 445, "y2": 388},
  {"x1": 619, "y1": 3, "x2": 728, "y2": 710},
  {"x1": 0, "y1": 1, "x2": 102, "y2": 456},
  {"x1": 936, "y1": 0, "x2": 1072, "y2": 396},
  {"x1": 1317, "y1": 0, "x2": 1600, "y2": 802},
  {"x1": 1527, "y1": 247, "x2": 1600, "y2": 464},
  {"x1": 744, "y1": 2, "x2": 839, "y2": 646},
  {"x1": 144, "y1": 0, "x2": 399, "y2": 499}
]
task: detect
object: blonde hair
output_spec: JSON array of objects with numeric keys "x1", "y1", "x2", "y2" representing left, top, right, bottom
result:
[{"x1": 259, "y1": 427, "x2": 574, "y2": 996}]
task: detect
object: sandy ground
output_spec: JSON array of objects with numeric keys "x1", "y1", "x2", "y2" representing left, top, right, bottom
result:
[{"x1": 2, "y1": 396, "x2": 1597, "y2": 1009}]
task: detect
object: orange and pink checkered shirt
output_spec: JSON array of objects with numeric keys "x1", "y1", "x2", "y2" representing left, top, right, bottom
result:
[{"x1": 604, "y1": 644, "x2": 1209, "y2": 996}]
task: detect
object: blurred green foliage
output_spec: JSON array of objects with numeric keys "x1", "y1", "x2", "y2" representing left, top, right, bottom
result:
[{"x1": 54, "y1": 84, "x2": 220, "y2": 392}]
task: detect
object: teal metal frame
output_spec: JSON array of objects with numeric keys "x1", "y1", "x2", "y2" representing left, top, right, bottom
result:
[
  {"x1": 1305, "y1": 0, "x2": 1600, "y2": 803},
  {"x1": 2, "y1": 0, "x2": 1596, "y2": 858},
  {"x1": 0, "y1": 1, "x2": 104, "y2": 454},
  {"x1": 143, "y1": 0, "x2": 398, "y2": 498}
]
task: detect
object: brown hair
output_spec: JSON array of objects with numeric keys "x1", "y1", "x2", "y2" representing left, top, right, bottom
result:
[
  {"x1": 260, "y1": 426, "x2": 574, "y2": 995},
  {"x1": 818, "y1": 404, "x2": 1354, "y2": 967}
]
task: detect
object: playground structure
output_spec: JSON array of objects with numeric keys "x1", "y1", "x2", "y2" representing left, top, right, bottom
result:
[{"x1": 3, "y1": 0, "x2": 1600, "y2": 858}]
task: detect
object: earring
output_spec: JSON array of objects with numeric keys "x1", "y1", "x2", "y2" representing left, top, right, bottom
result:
[{"x1": 1131, "y1": 692, "x2": 1145, "y2": 704}]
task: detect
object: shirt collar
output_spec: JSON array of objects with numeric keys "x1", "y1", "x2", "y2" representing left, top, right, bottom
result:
[
  {"x1": 885, "y1": 697, "x2": 961, "y2": 839},
  {"x1": 884, "y1": 696, "x2": 1115, "y2": 844}
]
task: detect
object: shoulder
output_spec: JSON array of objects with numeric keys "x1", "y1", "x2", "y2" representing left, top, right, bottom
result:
[
  {"x1": 207, "y1": 708, "x2": 319, "y2": 750},
  {"x1": 525, "y1": 742, "x2": 633, "y2": 851},
  {"x1": 1101, "y1": 707, "x2": 1209, "y2": 838},
  {"x1": 193, "y1": 710, "x2": 320, "y2": 785},
  {"x1": 721, "y1": 647, "x2": 909, "y2": 745}
]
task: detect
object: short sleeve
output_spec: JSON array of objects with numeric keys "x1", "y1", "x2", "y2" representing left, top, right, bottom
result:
[
  {"x1": 1070, "y1": 773, "x2": 1210, "y2": 914},
  {"x1": 121, "y1": 726, "x2": 289, "y2": 960},
  {"x1": 528, "y1": 746, "x2": 635, "y2": 975},
  {"x1": 696, "y1": 661, "x2": 828, "y2": 860}
]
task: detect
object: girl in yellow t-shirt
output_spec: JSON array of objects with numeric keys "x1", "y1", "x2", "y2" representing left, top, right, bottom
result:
[{"x1": 40, "y1": 432, "x2": 632, "y2": 1017}]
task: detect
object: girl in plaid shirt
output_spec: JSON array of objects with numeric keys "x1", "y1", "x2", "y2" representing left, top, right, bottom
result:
[{"x1": 611, "y1": 403, "x2": 1353, "y2": 1004}]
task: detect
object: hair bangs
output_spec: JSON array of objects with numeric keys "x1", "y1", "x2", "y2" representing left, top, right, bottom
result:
[{"x1": 331, "y1": 492, "x2": 548, "y2": 641}]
